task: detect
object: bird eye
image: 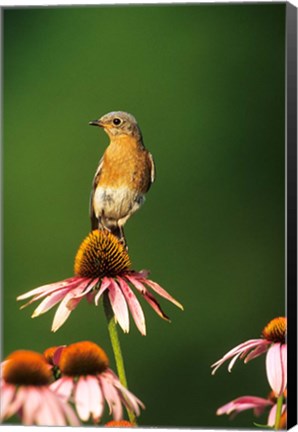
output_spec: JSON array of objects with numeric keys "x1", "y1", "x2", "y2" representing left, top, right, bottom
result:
[{"x1": 113, "y1": 118, "x2": 122, "y2": 126}]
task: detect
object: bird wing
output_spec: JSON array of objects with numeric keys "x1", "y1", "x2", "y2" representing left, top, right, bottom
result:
[{"x1": 89, "y1": 156, "x2": 103, "y2": 230}]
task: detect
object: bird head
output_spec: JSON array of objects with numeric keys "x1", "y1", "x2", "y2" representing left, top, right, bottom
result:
[{"x1": 89, "y1": 111, "x2": 142, "y2": 140}]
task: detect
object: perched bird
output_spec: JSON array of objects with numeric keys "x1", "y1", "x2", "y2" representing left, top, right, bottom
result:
[{"x1": 89, "y1": 111, "x2": 155, "y2": 245}]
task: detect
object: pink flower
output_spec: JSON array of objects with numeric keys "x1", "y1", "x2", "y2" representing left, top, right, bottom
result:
[
  {"x1": 0, "y1": 350, "x2": 80, "y2": 426},
  {"x1": 216, "y1": 391, "x2": 287, "y2": 428},
  {"x1": 17, "y1": 230, "x2": 183, "y2": 335},
  {"x1": 216, "y1": 395, "x2": 274, "y2": 418},
  {"x1": 211, "y1": 317, "x2": 287, "y2": 397},
  {"x1": 49, "y1": 341, "x2": 144, "y2": 423}
]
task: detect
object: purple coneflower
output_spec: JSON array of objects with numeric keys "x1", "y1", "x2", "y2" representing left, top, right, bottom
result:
[
  {"x1": 49, "y1": 341, "x2": 144, "y2": 423},
  {"x1": 0, "y1": 350, "x2": 79, "y2": 426},
  {"x1": 211, "y1": 317, "x2": 287, "y2": 397},
  {"x1": 17, "y1": 230, "x2": 183, "y2": 335},
  {"x1": 216, "y1": 390, "x2": 287, "y2": 429}
]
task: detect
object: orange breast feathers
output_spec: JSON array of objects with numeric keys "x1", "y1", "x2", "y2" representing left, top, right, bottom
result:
[{"x1": 98, "y1": 137, "x2": 152, "y2": 193}]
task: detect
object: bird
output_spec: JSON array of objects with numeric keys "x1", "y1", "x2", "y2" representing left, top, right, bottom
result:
[{"x1": 89, "y1": 111, "x2": 155, "y2": 246}]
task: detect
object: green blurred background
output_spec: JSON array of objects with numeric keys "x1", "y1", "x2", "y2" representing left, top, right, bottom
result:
[{"x1": 3, "y1": 3, "x2": 285, "y2": 428}]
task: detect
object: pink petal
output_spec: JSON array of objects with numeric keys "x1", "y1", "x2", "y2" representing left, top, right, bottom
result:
[
  {"x1": 143, "y1": 290, "x2": 171, "y2": 321},
  {"x1": 211, "y1": 339, "x2": 269, "y2": 375},
  {"x1": 268, "y1": 404, "x2": 277, "y2": 427},
  {"x1": 74, "y1": 377, "x2": 91, "y2": 421},
  {"x1": 267, "y1": 403, "x2": 286, "y2": 427},
  {"x1": 117, "y1": 277, "x2": 146, "y2": 335},
  {"x1": 52, "y1": 345, "x2": 66, "y2": 366},
  {"x1": 108, "y1": 279, "x2": 130, "y2": 333},
  {"x1": 22, "y1": 387, "x2": 43, "y2": 425},
  {"x1": 281, "y1": 344, "x2": 287, "y2": 389},
  {"x1": 0, "y1": 383, "x2": 16, "y2": 420},
  {"x1": 70, "y1": 278, "x2": 99, "y2": 299},
  {"x1": 51, "y1": 287, "x2": 85, "y2": 332},
  {"x1": 139, "y1": 277, "x2": 183, "y2": 310},
  {"x1": 94, "y1": 277, "x2": 111, "y2": 306},
  {"x1": 5, "y1": 386, "x2": 27, "y2": 419},
  {"x1": 42, "y1": 388, "x2": 68, "y2": 426},
  {"x1": 59, "y1": 397, "x2": 81, "y2": 426},
  {"x1": 127, "y1": 276, "x2": 170, "y2": 321},
  {"x1": 99, "y1": 374, "x2": 123, "y2": 421},
  {"x1": 266, "y1": 343, "x2": 287, "y2": 397},
  {"x1": 85, "y1": 375, "x2": 104, "y2": 421},
  {"x1": 50, "y1": 377, "x2": 74, "y2": 400},
  {"x1": 227, "y1": 353, "x2": 242, "y2": 373},
  {"x1": 31, "y1": 287, "x2": 71, "y2": 317},
  {"x1": 17, "y1": 277, "x2": 80, "y2": 302},
  {"x1": 34, "y1": 388, "x2": 57, "y2": 426},
  {"x1": 216, "y1": 395, "x2": 273, "y2": 416},
  {"x1": 244, "y1": 343, "x2": 271, "y2": 363},
  {"x1": 106, "y1": 370, "x2": 145, "y2": 415},
  {"x1": 113, "y1": 383, "x2": 144, "y2": 416}
]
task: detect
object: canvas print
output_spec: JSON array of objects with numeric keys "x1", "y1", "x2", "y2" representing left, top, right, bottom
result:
[{"x1": 2, "y1": 2, "x2": 296, "y2": 429}]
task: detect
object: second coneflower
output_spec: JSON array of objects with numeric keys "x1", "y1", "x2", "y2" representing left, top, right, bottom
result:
[
  {"x1": 49, "y1": 341, "x2": 144, "y2": 423},
  {"x1": 211, "y1": 317, "x2": 287, "y2": 397},
  {"x1": 0, "y1": 350, "x2": 79, "y2": 426},
  {"x1": 17, "y1": 230, "x2": 183, "y2": 334}
]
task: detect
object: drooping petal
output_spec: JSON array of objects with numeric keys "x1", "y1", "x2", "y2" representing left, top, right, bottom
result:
[
  {"x1": 99, "y1": 374, "x2": 123, "y2": 421},
  {"x1": 139, "y1": 277, "x2": 183, "y2": 310},
  {"x1": 114, "y1": 382, "x2": 144, "y2": 416},
  {"x1": 117, "y1": 277, "x2": 146, "y2": 335},
  {"x1": 59, "y1": 396, "x2": 81, "y2": 426},
  {"x1": 0, "y1": 383, "x2": 16, "y2": 420},
  {"x1": 94, "y1": 277, "x2": 111, "y2": 306},
  {"x1": 106, "y1": 369, "x2": 145, "y2": 416},
  {"x1": 126, "y1": 275, "x2": 170, "y2": 321},
  {"x1": 244, "y1": 342, "x2": 271, "y2": 363},
  {"x1": 143, "y1": 290, "x2": 171, "y2": 321},
  {"x1": 17, "y1": 277, "x2": 81, "y2": 302},
  {"x1": 266, "y1": 343, "x2": 287, "y2": 396},
  {"x1": 22, "y1": 387, "x2": 43, "y2": 425},
  {"x1": 4, "y1": 386, "x2": 27, "y2": 419},
  {"x1": 216, "y1": 395, "x2": 273, "y2": 417},
  {"x1": 267, "y1": 403, "x2": 287, "y2": 427},
  {"x1": 211, "y1": 339, "x2": 269, "y2": 375},
  {"x1": 70, "y1": 278, "x2": 99, "y2": 299},
  {"x1": 31, "y1": 287, "x2": 71, "y2": 318},
  {"x1": 267, "y1": 404, "x2": 277, "y2": 427},
  {"x1": 34, "y1": 388, "x2": 58, "y2": 426},
  {"x1": 42, "y1": 387, "x2": 68, "y2": 426},
  {"x1": 51, "y1": 287, "x2": 85, "y2": 332},
  {"x1": 50, "y1": 377, "x2": 74, "y2": 401},
  {"x1": 108, "y1": 279, "x2": 129, "y2": 333},
  {"x1": 227, "y1": 353, "x2": 242, "y2": 373},
  {"x1": 281, "y1": 344, "x2": 287, "y2": 390},
  {"x1": 85, "y1": 375, "x2": 104, "y2": 422},
  {"x1": 74, "y1": 377, "x2": 91, "y2": 421}
]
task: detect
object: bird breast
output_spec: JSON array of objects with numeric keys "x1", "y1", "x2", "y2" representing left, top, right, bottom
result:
[{"x1": 99, "y1": 140, "x2": 151, "y2": 192}]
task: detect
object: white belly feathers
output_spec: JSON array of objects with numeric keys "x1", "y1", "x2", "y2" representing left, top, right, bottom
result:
[{"x1": 93, "y1": 186, "x2": 145, "y2": 227}]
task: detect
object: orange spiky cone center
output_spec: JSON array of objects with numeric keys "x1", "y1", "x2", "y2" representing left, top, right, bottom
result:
[
  {"x1": 74, "y1": 230, "x2": 131, "y2": 278},
  {"x1": 59, "y1": 341, "x2": 109, "y2": 376}
]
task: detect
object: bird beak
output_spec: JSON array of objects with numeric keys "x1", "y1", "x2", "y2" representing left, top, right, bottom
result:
[{"x1": 89, "y1": 119, "x2": 103, "y2": 127}]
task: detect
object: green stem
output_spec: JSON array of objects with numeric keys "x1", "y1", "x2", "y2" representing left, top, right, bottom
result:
[
  {"x1": 274, "y1": 394, "x2": 284, "y2": 430},
  {"x1": 103, "y1": 293, "x2": 137, "y2": 425}
]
